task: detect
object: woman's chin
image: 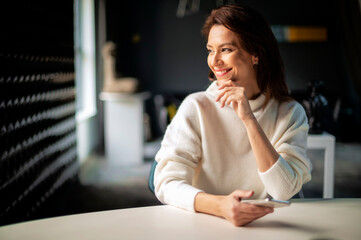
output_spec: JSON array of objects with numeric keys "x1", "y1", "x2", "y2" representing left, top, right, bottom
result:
[
  {"x1": 217, "y1": 78, "x2": 235, "y2": 84},
  {"x1": 217, "y1": 78, "x2": 228, "y2": 83}
]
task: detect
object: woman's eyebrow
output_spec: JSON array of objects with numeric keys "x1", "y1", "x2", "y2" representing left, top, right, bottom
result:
[
  {"x1": 206, "y1": 42, "x2": 238, "y2": 48},
  {"x1": 220, "y1": 42, "x2": 238, "y2": 47}
]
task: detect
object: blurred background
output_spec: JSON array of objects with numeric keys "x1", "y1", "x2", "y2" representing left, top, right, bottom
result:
[{"x1": 1, "y1": 0, "x2": 360, "y2": 226}]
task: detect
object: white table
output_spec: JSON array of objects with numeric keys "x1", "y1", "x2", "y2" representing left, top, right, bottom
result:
[
  {"x1": 307, "y1": 132, "x2": 336, "y2": 198},
  {"x1": 0, "y1": 199, "x2": 360, "y2": 240}
]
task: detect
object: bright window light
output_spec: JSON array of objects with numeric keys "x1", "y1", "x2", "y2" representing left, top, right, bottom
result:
[{"x1": 75, "y1": 0, "x2": 97, "y2": 122}]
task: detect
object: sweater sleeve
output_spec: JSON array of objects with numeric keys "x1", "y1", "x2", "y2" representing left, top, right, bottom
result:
[
  {"x1": 259, "y1": 101, "x2": 312, "y2": 200},
  {"x1": 154, "y1": 96, "x2": 203, "y2": 212}
]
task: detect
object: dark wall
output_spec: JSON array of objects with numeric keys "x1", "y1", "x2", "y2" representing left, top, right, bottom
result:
[
  {"x1": 106, "y1": 0, "x2": 212, "y2": 93},
  {"x1": 253, "y1": 0, "x2": 346, "y2": 95},
  {"x1": 105, "y1": 0, "x2": 347, "y2": 94}
]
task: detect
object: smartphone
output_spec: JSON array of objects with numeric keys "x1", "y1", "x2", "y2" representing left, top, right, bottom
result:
[{"x1": 241, "y1": 198, "x2": 291, "y2": 208}]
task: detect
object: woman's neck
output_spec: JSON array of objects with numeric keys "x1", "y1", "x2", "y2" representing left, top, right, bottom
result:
[{"x1": 238, "y1": 79, "x2": 261, "y2": 100}]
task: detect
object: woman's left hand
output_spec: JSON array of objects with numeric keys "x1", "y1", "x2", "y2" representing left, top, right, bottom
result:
[{"x1": 215, "y1": 80, "x2": 255, "y2": 121}]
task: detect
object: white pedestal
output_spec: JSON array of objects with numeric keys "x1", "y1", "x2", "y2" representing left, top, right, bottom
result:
[
  {"x1": 307, "y1": 132, "x2": 335, "y2": 198},
  {"x1": 100, "y1": 92, "x2": 150, "y2": 166}
]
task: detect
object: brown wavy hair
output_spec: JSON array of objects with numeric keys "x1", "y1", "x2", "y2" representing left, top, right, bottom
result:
[{"x1": 202, "y1": 4, "x2": 292, "y2": 103}]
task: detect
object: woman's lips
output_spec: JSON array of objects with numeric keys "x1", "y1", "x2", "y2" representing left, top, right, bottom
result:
[{"x1": 214, "y1": 68, "x2": 232, "y2": 77}]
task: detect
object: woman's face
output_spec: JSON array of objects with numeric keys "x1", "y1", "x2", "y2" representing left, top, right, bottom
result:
[{"x1": 207, "y1": 24, "x2": 258, "y2": 87}]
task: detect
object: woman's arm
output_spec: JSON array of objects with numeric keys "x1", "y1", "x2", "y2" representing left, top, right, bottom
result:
[
  {"x1": 242, "y1": 117, "x2": 279, "y2": 172},
  {"x1": 154, "y1": 96, "x2": 203, "y2": 212},
  {"x1": 194, "y1": 190, "x2": 273, "y2": 226},
  {"x1": 216, "y1": 80, "x2": 279, "y2": 172},
  {"x1": 216, "y1": 80, "x2": 311, "y2": 199}
]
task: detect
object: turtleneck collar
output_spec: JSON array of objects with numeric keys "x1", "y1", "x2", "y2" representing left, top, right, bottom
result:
[{"x1": 206, "y1": 80, "x2": 266, "y2": 112}]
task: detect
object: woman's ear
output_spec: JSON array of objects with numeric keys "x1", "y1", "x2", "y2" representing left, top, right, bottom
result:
[{"x1": 252, "y1": 56, "x2": 259, "y2": 65}]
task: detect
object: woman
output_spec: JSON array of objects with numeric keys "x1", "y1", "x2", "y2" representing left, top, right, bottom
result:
[{"x1": 154, "y1": 4, "x2": 312, "y2": 226}]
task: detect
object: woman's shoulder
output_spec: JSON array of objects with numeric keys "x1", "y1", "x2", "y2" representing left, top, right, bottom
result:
[
  {"x1": 275, "y1": 99, "x2": 307, "y2": 121},
  {"x1": 187, "y1": 91, "x2": 210, "y2": 102},
  {"x1": 172, "y1": 91, "x2": 215, "y2": 124},
  {"x1": 180, "y1": 87, "x2": 214, "y2": 109},
  {"x1": 170, "y1": 90, "x2": 212, "y2": 127},
  {"x1": 278, "y1": 99, "x2": 303, "y2": 110}
]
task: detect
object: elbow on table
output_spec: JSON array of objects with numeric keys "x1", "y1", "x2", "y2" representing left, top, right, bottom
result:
[
  {"x1": 267, "y1": 163, "x2": 312, "y2": 200},
  {"x1": 269, "y1": 191, "x2": 294, "y2": 201},
  {"x1": 154, "y1": 179, "x2": 166, "y2": 204},
  {"x1": 268, "y1": 183, "x2": 303, "y2": 200}
]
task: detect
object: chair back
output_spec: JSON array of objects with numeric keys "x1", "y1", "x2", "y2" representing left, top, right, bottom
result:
[{"x1": 148, "y1": 160, "x2": 158, "y2": 194}]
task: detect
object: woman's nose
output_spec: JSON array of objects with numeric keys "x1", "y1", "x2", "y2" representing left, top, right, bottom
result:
[{"x1": 211, "y1": 52, "x2": 223, "y2": 66}]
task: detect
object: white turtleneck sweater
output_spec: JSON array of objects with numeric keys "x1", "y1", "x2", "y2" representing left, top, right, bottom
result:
[{"x1": 154, "y1": 81, "x2": 312, "y2": 212}]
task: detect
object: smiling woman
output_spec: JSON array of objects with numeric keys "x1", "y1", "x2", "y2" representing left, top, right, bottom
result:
[{"x1": 153, "y1": 4, "x2": 312, "y2": 227}]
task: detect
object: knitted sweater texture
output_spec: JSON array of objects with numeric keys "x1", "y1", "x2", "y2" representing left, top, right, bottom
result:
[{"x1": 154, "y1": 81, "x2": 312, "y2": 212}]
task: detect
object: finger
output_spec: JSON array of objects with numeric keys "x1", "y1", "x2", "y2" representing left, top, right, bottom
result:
[
  {"x1": 232, "y1": 190, "x2": 254, "y2": 200},
  {"x1": 242, "y1": 210, "x2": 273, "y2": 224},
  {"x1": 215, "y1": 86, "x2": 234, "y2": 102},
  {"x1": 219, "y1": 86, "x2": 246, "y2": 101},
  {"x1": 225, "y1": 95, "x2": 239, "y2": 106},
  {"x1": 233, "y1": 209, "x2": 272, "y2": 226},
  {"x1": 237, "y1": 213, "x2": 266, "y2": 223},
  {"x1": 231, "y1": 216, "x2": 254, "y2": 227},
  {"x1": 215, "y1": 87, "x2": 231, "y2": 102},
  {"x1": 234, "y1": 203, "x2": 272, "y2": 215},
  {"x1": 220, "y1": 89, "x2": 239, "y2": 107},
  {"x1": 215, "y1": 90, "x2": 226, "y2": 102},
  {"x1": 238, "y1": 203, "x2": 274, "y2": 214},
  {"x1": 232, "y1": 101, "x2": 238, "y2": 112},
  {"x1": 237, "y1": 213, "x2": 269, "y2": 226},
  {"x1": 231, "y1": 208, "x2": 272, "y2": 226},
  {"x1": 220, "y1": 91, "x2": 234, "y2": 108}
]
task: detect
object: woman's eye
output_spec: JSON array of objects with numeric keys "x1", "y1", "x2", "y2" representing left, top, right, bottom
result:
[
  {"x1": 222, "y1": 48, "x2": 232, "y2": 52},
  {"x1": 207, "y1": 49, "x2": 214, "y2": 54}
]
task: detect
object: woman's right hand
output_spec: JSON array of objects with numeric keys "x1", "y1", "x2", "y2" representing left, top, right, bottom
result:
[{"x1": 218, "y1": 190, "x2": 274, "y2": 226}]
